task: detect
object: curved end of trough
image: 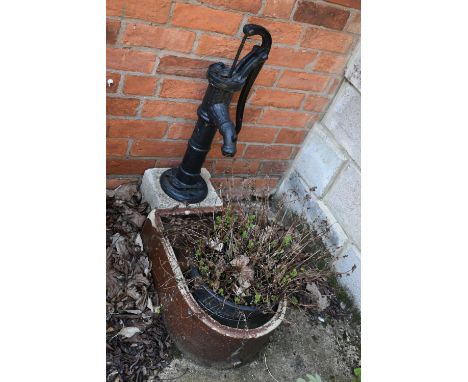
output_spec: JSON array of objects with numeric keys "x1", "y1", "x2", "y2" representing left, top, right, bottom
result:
[{"x1": 142, "y1": 209, "x2": 287, "y2": 369}]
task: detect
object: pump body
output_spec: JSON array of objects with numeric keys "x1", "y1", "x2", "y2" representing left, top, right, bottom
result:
[{"x1": 160, "y1": 24, "x2": 272, "y2": 203}]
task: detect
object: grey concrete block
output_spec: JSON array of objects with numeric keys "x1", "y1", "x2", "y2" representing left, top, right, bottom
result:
[
  {"x1": 345, "y1": 42, "x2": 361, "y2": 92},
  {"x1": 324, "y1": 163, "x2": 360, "y2": 248},
  {"x1": 276, "y1": 169, "x2": 348, "y2": 252},
  {"x1": 293, "y1": 123, "x2": 346, "y2": 198},
  {"x1": 335, "y1": 244, "x2": 361, "y2": 309},
  {"x1": 322, "y1": 81, "x2": 361, "y2": 166},
  {"x1": 141, "y1": 168, "x2": 222, "y2": 210}
]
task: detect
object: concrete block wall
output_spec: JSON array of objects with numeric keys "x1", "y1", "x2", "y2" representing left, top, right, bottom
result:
[{"x1": 276, "y1": 42, "x2": 361, "y2": 308}]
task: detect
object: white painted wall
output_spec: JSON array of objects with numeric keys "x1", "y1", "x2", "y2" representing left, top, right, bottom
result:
[{"x1": 276, "y1": 43, "x2": 361, "y2": 308}]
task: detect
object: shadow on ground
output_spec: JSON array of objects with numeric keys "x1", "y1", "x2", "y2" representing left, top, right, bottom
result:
[{"x1": 157, "y1": 308, "x2": 360, "y2": 382}]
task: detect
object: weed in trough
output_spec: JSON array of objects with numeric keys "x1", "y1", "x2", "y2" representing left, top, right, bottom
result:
[{"x1": 163, "y1": 189, "x2": 345, "y2": 315}]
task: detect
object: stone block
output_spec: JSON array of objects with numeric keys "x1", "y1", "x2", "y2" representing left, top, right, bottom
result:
[
  {"x1": 276, "y1": 169, "x2": 348, "y2": 252},
  {"x1": 141, "y1": 168, "x2": 222, "y2": 210},
  {"x1": 345, "y1": 42, "x2": 361, "y2": 92},
  {"x1": 324, "y1": 163, "x2": 361, "y2": 248},
  {"x1": 335, "y1": 244, "x2": 361, "y2": 309},
  {"x1": 322, "y1": 81, "x2": 361, "y2": 166},
  {"x1": 293, "y1": 123, "x2": 346, "y2": 197}
]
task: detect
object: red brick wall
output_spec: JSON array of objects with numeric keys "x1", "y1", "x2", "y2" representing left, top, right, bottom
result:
[{"x1": 106, "y1": 0, "x2": 361, "y2": 190}]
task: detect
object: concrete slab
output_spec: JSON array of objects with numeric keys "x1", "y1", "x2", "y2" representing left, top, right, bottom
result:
[
  {"x1": 156, "y1": 309, "x2": 359, "y2": 382},
  {"x1": 293, "y1": 123, "x2": 346, "y2": 198},
  {"x1": 335, "y1": 244, "x2": 361, "y2": 308},
  {"x1": 276, "y1": 169, "x2": 348, "y2": 252},
  {"x1": 324, "y1": 163, "x2": 361, "y2": 249},
  {"x1": 322, "y1": 81, "x2": 361, "y2": 166},
  {"x1": 345, "y1": 42, "x2": 361, "y2": 92},
  {"x1": 141, "y1": 168, "x2": 223, "y2": 211}
]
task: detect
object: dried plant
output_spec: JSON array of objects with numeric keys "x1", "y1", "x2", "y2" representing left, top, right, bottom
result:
[{"x1": 163, "y1": 189, "x2": 338, "y2": 313}]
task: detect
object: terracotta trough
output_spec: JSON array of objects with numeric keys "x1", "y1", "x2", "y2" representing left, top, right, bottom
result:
[{"x1": 141, "y1": 208, "x2": 287, "y2": 369}]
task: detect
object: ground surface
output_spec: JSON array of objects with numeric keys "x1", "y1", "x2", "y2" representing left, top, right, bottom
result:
[{"x1": 157, "y1": 308, "x2": 359, "y2": 382}]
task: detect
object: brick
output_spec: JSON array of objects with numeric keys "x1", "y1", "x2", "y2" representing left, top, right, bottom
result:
[
  {"x1": 167, "y1": 123, "x2": 194, "y2": 140},
  {"x1": 214, "y1": 159, "x2": 260, "y2": 175},
  {"x1": 258, "y1": 160, "x2": 291, "y2": 175},
  {"x1": 107, "y1": 138, "x2": 128, "y2": 156},
  {"x1": 159, "y1": 79, "x2": 207, "y2": 100},
  {"x1": 268, "y1": 47, "x2": 317, "y2": 69},
  {"x1": 157, "y1": 56, "x2": 213, "y2": 79},
  {"x1": 327, "y1": 77, "x2": 341, "y2": 95},
  {"x1": 346, "y1": 12, "x2": 360, "y2": 34},
  {"x1": 278, "y1": 71, "x2": 330, "y2": 92},
  {"x1": 275, "y1": 129, "x2": 306, "y2": 144},
  {"x1": 107, "y1": 48, "x2": 156, "y2": 73},
  {"x1": 263, "y1": 0, "x2": 295, "y2": 19},
  {"x1": 326, "y1": 0, "x2": 361, "y2": 10},
  {"x1": 107, "y1": 159, "x2": 155, "y2": 175},
  {"x1": 142, "y1": 100, "x2": 198, "y2": 119},
  {"x1": 199, "y1": 0, "x2": 261, "y2": 13},
  {"x1": 211, "y1": 177, "x2": 279, "y2": 197},
  {"x1": 204, "y1": 160, "x2": 217, "y2": 173},
  {"x1": 155, "y1": 159, "x2": 182, "y2": 168},
  {"x1": 313, "y1": 53, "x2": 347, "y2": 74},
  {"x1": 244, "y1": 108, "x2": 262, "y2": 123},
  {"x1": 250, "y1": 88, "x2": 304, "y2": 109},
  {"x1": 248, "y1": 17, "x2": 303, "y2": 45},
  {"x1": 244, "y1": 145, "x2": 293, "y2": 160},
  {"x1": 172, "y1": 3, "x2": 243, "y2": 35},
  {"x1": 123, "y1": 75, "x2": 157, "y2": 96},
  {"x1": 106, "y1": 0, "x2": 171, "y2": 23},
  {"x1": 131, "y1": 140, "x2": 187, "y2": 157},
  {"x1": 106, "y1": 72, "x2": 120, "y2": 93},
  {"x1": 124, "y1": 23, "x2": 195, "y2": 53},
  {"x1": 303, "y1": 95, "x2": 330, "y2": 112},
  {"x1": 302, "y1": 27, "x2": 353, "y2": 53},
  {"x1": 106, "y1": 97, "x2": 139, "y2": 116},
  {"x1": 207, "y1": 143, "x2": 246, "y2": 159},
  {"x1": 196, "y1": 34, "x2": 257, "y2": 59},
  {"x1": 294, "y1": 1, "x2": 350, "y2": 30},
  {"x1": 106, "y1": 177, "x2": 139, "y2": 189},
  {"x1": 237, "y1": 126, "x2": 278, "y2": 143},
  {"x1": 107, "y1": 120, "x2": 167, "y2": 139},
  {"x1": 259, "y1": 109, "x2": 310, "y2": 128},
  {"x1": 255, "y1": 67, "x2": 280, "y2": 86},
  {"x1": 229, "y1": 106, "x2": 261, "y2": 124},
  {"x1": 106, "y1": 19, "x2": 120, "y2": 45}
]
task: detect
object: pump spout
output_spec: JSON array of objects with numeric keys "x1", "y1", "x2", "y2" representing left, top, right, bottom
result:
[{"x1": 209, "y1": 103, "x2": 237, "y2": 157}]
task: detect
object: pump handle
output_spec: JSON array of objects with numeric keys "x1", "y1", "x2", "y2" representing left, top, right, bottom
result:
[
  {"x1": 242, "y1": 24, "x2": 272, "y2": 51},
  {"x1": 235, "y1": 24, "x2": 272, "y2": 134}
]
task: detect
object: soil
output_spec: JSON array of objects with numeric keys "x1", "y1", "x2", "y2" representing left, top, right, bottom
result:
[{"x1": 158, "y1": 309, "x2": 360, "y2": 382}]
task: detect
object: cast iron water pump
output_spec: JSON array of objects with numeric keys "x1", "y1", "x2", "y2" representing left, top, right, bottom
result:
[{"x1": 160, "y1": 24, "x2": 272, "y2": 203}]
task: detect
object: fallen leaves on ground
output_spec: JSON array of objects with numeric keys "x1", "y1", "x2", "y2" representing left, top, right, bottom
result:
[{"x1": 106, "y1": 184, "x2": 172, "y2": 381}]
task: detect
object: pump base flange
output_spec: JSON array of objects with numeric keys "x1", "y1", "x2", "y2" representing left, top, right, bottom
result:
[{"x1": 160, "y1": 167, "x2": 208, "y2": 204}]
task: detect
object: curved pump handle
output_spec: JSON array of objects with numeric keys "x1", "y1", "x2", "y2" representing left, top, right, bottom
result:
[
  {"x1": 242, "y1": 24, "x2": 272, "y2": 51},
  {"x1": 234, "y1": 24, "x2": 272, "y2": 135}
]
